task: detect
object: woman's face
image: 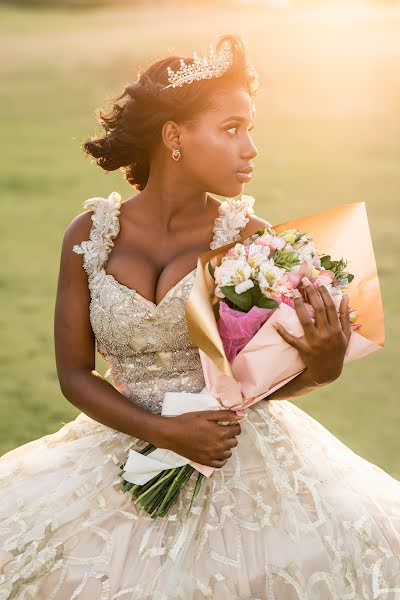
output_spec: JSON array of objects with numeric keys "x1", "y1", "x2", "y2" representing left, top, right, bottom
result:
[{"x1": 178, "y1": 86, "x2": 258, "y2": 198}]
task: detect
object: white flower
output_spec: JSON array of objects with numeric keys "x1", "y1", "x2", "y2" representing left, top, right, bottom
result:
[
  {"x1": 235, "y1": 279, "x2": 254, "y2": 294},
  {"x1": 226, "y1": 243, "x2": 247, "y2": 260},
  {"x1": 292, "y1": 236, "x2": 316, "y2": 257},
  {"x1": 257, "y1": 259, "x2": 286, "y2": 292},
  {"x1": 214, "y1": 259, "x2": 252, "y2": 288},
  {"x1": 247, "y1": 243, "x2": 270, "y2": 276}
]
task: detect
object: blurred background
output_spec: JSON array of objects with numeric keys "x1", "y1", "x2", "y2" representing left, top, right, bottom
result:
[{"x1": 1, "y1": 0, "x2": 399, "y2": 476}]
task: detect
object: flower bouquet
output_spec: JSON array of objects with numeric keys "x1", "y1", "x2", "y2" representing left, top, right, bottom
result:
[{"x1": 118, "y1": 201, "x2": 384, "y2": 518}]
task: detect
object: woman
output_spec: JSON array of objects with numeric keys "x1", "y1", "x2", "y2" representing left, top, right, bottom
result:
[{"x1": 1, "y1": 34, "x2": 399, "y2": 600}]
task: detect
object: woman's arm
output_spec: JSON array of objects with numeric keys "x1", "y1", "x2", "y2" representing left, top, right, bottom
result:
[
  {"x1": 264, "y1": 368, "x2": 324, "y2": 401},
  {"x1": 54, "y1": 213, "x2": 168, "y2": 448}
]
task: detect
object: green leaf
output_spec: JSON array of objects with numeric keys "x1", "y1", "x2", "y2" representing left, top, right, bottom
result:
[
  {"x1": 208, "y1": 261, "x2": 215, "y2": 279},
  {"x1": 320, "y1": 255, "x2": 333, "y2": 269},
  {"x1": 249, "y1": 285, "x2": 279, "y2": 309},
  {"x1": 320, "y1": 254, "x2": 354, "y2": 283},
  {"x1": 220, "y1": 285, "x2": 253, "y2": 311},
  {"x1": 269, "y1": 248, "x2": 301, "y2": 270},
  {"x1": 255, "y1": 226, "x2": 267, "y2": 236},
  {"x1": 256, "y1": 296, "x2": 279, "y2": 309}
]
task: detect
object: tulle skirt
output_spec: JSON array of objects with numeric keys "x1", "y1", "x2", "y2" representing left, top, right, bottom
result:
[{"x1": 1, "y1": 398, "x2": 400, "y2": 600}]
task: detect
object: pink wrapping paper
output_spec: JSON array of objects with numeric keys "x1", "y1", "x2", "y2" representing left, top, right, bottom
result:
[{"x1": 200, "y1": 302, "x2": 383, "y2": 411}]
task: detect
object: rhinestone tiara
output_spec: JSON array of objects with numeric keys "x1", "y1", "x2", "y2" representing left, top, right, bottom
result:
[{"x1": 163, "y1": 43, "x2": 233, "y2": 90}]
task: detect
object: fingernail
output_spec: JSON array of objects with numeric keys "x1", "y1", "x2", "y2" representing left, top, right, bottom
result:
[
  {"x1": 302, "y1": 277, "x2": 311, "y2": 286},
  {"x1": 293, "y1": 288, "x2": 301, "y2": 298},
  {"x1": 272, "y1": 322, "x2": 279, "y2": 329}
]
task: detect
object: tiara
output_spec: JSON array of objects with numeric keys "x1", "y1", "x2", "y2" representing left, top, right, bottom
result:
[{"x1": 163, "y1": 43, "x2": 233, "y2": 90}]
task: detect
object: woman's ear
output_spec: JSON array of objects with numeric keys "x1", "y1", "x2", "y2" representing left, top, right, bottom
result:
[{"x1": 161, "y1": 120, "x2": 181, "y2": 152}]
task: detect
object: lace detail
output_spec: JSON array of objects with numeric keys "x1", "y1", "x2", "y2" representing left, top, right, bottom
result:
[
  {"x1": 1, "y1": 191, "x2": 399, "y2": 599},
  {"x1": 210, "y1": 194, "x2": 255, "y2": 249},
  {"x1": 72, "y1": 191, "x2": 122, "y2": 279}
]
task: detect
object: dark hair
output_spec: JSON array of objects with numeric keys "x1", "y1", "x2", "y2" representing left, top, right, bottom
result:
[{"x1": 82, "y1": 34, "x2": 259, "y2": 191}]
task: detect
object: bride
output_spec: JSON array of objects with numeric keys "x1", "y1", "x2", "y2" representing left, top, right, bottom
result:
[{"x1": 1, "y1": 34, "x2": 399, "y2": 600}]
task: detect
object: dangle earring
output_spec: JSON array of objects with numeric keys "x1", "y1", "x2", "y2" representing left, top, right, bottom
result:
[{"x1": 171, "y1": 148, "x2": 181, "y2": 161}]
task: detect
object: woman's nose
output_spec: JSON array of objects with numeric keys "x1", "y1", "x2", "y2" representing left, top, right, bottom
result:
[{"x1": 243, "y1": 139, "x2": 258, "y2": 160}]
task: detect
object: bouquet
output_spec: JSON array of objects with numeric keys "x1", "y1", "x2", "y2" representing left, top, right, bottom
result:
[
  {"x1": 118, "y1": 201, "x2": 384, "y2": 518},
  {"x1": 212, "y1": 224, "x2": 360, "y2": 364}
]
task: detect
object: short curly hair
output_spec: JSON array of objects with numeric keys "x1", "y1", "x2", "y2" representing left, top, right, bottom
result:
[{"x1": 82, "y1": 34, "x2": 259, "y2": 191}]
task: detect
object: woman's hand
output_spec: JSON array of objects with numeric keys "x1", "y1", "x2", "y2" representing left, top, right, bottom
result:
[
  {"x1": 273, "y1": 276, "x2": 352, "y2": 386},
  {"x1": 158, "y1": 410, "x2": 243, "y2": 469}
]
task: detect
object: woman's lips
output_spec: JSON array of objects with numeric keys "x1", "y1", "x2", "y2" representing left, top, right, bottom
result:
[{"x1": 236, "y1": 171, "x2": 252, "y2": 183}]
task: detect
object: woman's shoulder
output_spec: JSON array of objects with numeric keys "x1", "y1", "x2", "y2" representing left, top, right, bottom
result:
[{"x1": 63, "y1": 210, "x2": 94, "y2": 256}]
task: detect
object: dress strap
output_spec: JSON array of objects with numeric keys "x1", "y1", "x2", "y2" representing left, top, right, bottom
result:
[
  {"x1": 72, "y1": 191, "x2": 122, "y2": 279},
  {"x1": 72, "y1": 191, "x2": 255, "y2": 277},
  {"x1": 210, "y1": 194, "x2": 255, "y2": 250}
]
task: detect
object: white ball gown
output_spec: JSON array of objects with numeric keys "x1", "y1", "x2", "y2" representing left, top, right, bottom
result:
[{"x1": 0, "y1": 192, "x2": 399, "y2": 600}]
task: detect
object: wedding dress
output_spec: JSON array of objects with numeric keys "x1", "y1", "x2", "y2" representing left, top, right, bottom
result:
[{"x1": 0, "y1": 191, "x2": 399, "y2": 600}]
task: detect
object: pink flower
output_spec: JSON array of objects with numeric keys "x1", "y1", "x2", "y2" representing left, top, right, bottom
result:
[
  {"x1": 310, "y1": 270, "x2": 335, "y2": 288},
  {"x1": 255, "y1": 233, "x2": 286, "y2": 251},
  {"x1": 286, "y1": 271, "x2": 303, "y2": 288},
  {"x1": 275, "y1": 274, "x2": 295, "y2": 295}
]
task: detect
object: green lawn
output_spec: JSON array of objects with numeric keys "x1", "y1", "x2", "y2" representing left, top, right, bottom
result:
[{"x1": 1, "y1": 2, "x2": 399, "y2": 477}]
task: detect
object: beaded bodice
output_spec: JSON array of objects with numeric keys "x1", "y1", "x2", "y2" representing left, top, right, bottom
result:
[{"x1": 72, "y1": 191, "x2": 255, "y2": 414}]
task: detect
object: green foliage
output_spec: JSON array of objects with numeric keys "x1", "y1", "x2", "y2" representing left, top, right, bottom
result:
[
  {"x1": 320, "y1": 254, "x2": 354, "y2": 283},
  {"x1": 269, "y1": 248, "x2": 301, "y2": 270},
  {"x1": 220, "y1": 284, "x2": 279, "y2": 311},
  {"x1": 220, "y1": 285, "x2": 253, "y2": 311}
]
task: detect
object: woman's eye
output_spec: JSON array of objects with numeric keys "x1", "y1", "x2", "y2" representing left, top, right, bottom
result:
[{"x1": 226, "y1": 125, "x2": 255, "y2": 135}]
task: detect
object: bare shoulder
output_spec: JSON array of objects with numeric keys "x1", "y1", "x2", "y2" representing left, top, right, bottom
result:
[{"x1": 62, "y1": 209, "x2": 94, "y2": 251}]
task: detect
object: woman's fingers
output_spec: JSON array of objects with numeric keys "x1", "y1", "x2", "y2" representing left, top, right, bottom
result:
[
  {"x1": 292, "y1": 288, "x2": 316, "y2": 340},
  {"x1": 317, "y1": 283, "x2": 341, "y2": 328},
  {"x1": 301, "y1": 277, "x2": 329, "y2": 331},
  {"x1": 274, "y1": 278, "x2": 353, "y2": 354},
  {"x1": 273, "y1": 322, "x2": 307, "y2": 352},
  {"x1": 339, "y1": 294, "x2": 352, "y2": 343}
]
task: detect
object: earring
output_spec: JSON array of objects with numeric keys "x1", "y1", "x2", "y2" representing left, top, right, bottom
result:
[{"x1": 171, "y1": 148, "x2": 181, "y2": 161}]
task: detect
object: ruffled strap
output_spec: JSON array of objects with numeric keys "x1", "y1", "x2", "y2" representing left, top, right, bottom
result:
[
  {"x1": 72, "y1": 191, "x2": 122, "y2": 279},
  {"x1": 210, "y1": 194, "x2": 256, "y2": 250}
]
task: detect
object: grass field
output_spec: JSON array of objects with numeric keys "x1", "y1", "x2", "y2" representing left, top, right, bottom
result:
[{"x1": 1, "y1": 2, "x2": 399, "y2": 477}]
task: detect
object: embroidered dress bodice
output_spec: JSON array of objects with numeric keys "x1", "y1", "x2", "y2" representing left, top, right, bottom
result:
[{"x1": 72, "y1": 191, "x2": 255, "y2": 415}]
